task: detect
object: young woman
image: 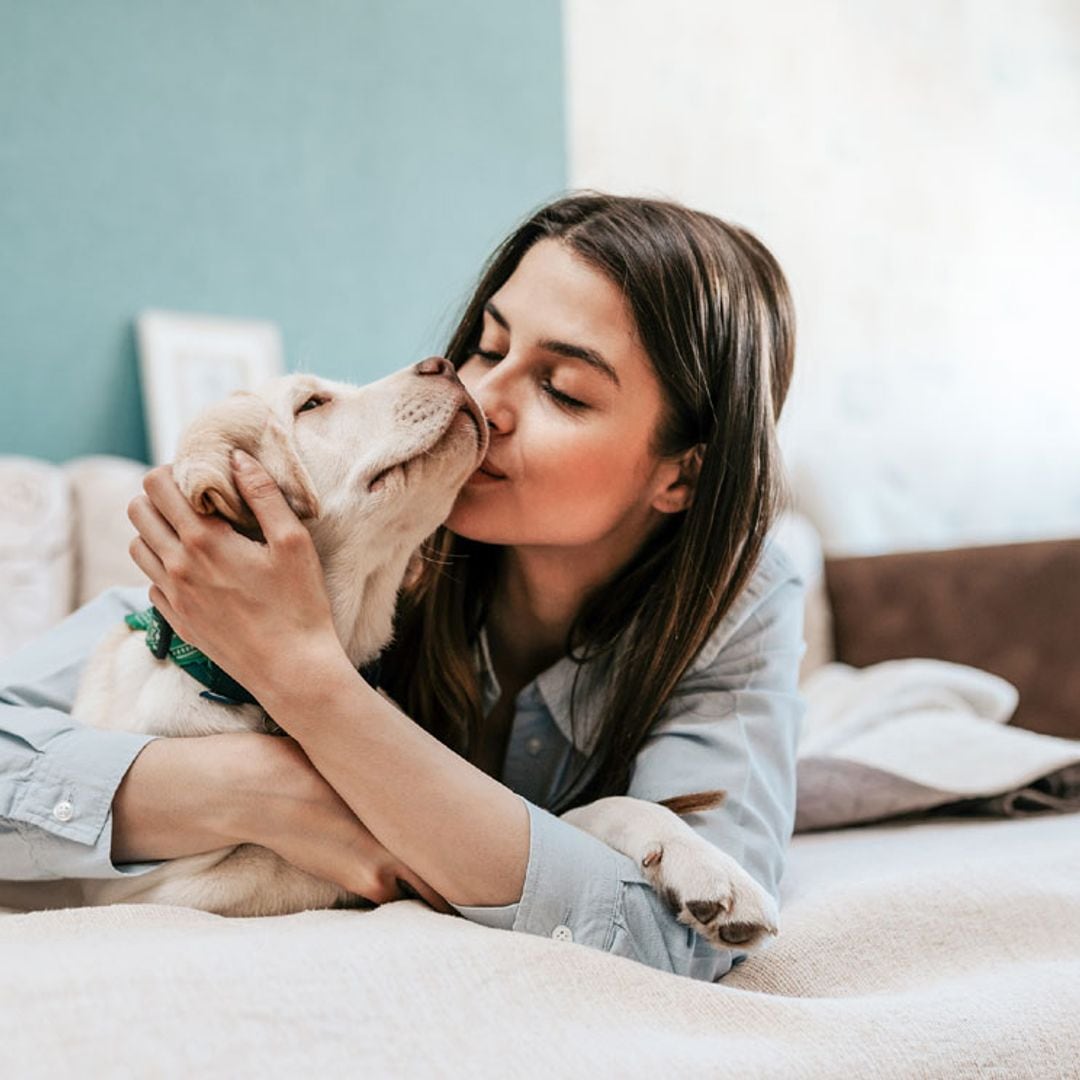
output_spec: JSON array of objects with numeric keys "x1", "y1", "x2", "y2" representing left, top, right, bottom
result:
[{"x1": 0, "y1": 192, "x2": 806, "y2": 983}]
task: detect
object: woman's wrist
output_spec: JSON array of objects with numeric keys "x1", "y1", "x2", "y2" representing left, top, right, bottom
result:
[
  {"x1": 111, "y1": 732, "x2": 273, "y2": 863},
  {"x1": 255, "y1": 637, "x2": 359, "y2": 733}
]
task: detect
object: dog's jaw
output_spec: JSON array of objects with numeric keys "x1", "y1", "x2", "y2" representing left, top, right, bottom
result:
[{"x1": 318, "y1": 540, "x2": 417, "y2": 669}]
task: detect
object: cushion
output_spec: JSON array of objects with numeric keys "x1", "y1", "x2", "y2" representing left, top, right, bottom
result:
[{"x1": 824, "y1": 537, "x2": 1080, "y2": 740}]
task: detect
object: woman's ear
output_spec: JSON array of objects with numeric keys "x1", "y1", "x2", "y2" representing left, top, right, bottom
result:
[{"x1": 651, "y1": 444, "x2": 704, "y2": 515}]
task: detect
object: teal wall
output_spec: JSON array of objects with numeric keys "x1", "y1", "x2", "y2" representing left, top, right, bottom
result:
[{"x1": 0, "y1": 0, "x2": 566, "y2": 462}]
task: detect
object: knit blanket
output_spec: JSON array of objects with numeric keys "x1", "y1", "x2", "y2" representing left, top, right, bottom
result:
[
  {"x1": 2, "y1": 811, "x2": 1077, "y2": 1078},
  {"x1": 3, "y1": 656, "x2": 1079, "y2": 1076},
  {"x1": 795, "y1": 657, "x2": 1080, "y2": 831}
]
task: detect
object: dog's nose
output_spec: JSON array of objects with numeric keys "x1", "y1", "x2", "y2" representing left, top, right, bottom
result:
[{"x1": 414, "y1": 356, "x2": 456, "y2": 379}]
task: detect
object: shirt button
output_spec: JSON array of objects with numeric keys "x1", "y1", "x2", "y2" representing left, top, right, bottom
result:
[
  {"x1": 52, "y1": 800, "x2": 75, "y2": 822},
  {"x1": 552, "y1": 924, "x2": 573, "y2": 942},
  {"x1": 526, "y1": 736, "x2": 543, "y2": 756}
]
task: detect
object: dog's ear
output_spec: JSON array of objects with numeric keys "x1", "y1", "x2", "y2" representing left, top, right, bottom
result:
[
  {"x1": 254, "y1": 415, "x2": 321, "y2": 520},
  {"x1": 173, "y1": 390, "x2": 321, "y2": 535}
]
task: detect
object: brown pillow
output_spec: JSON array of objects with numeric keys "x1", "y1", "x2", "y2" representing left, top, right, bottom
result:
[{"x1": 824, "y1": 538, "x2": 1080, "y2": 740}]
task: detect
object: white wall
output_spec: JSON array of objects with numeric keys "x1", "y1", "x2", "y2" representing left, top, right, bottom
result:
[{"x1": 565, "y1": 0, "x2": 1080, "y2": 555}]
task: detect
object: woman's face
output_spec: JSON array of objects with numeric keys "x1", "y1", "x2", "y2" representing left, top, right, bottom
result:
[{"x1": 445, "y1": 238, "x2": 685, "y2": 551}]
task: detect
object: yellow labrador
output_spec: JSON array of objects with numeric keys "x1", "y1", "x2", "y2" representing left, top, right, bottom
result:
[{"x1": 14, "y1": 359, "x2": 777, "y2": 949}]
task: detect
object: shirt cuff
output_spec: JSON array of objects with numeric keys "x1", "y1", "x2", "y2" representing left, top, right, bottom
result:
[
  {"x1": 451, "y1": 795, "x2": 628, "y2": 950},
  {"x1": 5, "y1": 711, "x2": 166, "y2": 879},
  {"x1": 449, "y1": 795, "x2": 743, "y2": 982},
  {"x1": 451, "y1": 799, "x2": 626, "y2": 941}
]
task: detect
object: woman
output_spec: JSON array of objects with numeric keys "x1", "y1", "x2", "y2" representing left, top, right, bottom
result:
[{"x1": 0, "y1": 192, "x2": 806, "y2": 983}]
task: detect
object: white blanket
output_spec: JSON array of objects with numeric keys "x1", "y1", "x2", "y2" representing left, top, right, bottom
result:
[
  {"x1": 4, "y1": 656, "x2": 1079, "y2": 1077},
  {"x1": 2, "y1": 812, "x2": 1078, "y2": 1078},
  {"x1": 795, "y1": 658, "x2": 1080, "y2": 831}
]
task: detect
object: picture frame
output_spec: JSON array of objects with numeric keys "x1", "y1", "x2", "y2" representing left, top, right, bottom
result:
[{"x1": 135, "y1": 309, "x2": 286, "y2": 465}]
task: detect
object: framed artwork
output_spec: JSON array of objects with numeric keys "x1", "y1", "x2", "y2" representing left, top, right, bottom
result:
[{"x1": 135, "y1": 309, "x2": 285, "y2": 465}]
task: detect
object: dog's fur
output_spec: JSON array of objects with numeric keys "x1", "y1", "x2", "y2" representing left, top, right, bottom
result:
[{"x1": 14, "y1": 363, "x2": 778, "y2": 949}]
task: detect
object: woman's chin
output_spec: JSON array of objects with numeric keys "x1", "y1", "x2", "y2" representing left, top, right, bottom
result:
[{"x1": 444, "y1": 501, "x2": 519, "y2": 546}]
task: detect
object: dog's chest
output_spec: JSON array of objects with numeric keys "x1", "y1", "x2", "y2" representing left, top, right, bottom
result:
[{"x1": 76, "y1": 628, "x2": 267, "y2": 739}]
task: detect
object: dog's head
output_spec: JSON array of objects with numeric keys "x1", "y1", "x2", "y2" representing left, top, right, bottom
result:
[{"x1": 172, "y1": 359, "x2": 488, "y2": 550}]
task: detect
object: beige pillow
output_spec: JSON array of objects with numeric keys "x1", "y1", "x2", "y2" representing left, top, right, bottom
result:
[{"x1": 63, "y1": 455, "x2": 150, "y2": 608}]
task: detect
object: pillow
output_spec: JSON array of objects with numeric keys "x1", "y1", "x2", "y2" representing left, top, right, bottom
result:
[{"x1": 824, "y1": 537, "x2": 1080, "y2": 740}]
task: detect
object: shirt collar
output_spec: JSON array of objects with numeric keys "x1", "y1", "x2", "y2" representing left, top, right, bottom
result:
[
  {"x1": 474, "y1": 623, "x2": 613, "y2": 755},
  {"x1": 471, "y1": 528, "x2": 795, "y2": 756}
]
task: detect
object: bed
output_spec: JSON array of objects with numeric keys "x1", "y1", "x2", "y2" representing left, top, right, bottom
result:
[{"x1": 2, "y1": 810, "x2": 1077, "y2": 1078}]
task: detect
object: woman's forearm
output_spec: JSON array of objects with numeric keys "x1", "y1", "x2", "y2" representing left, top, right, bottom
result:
[
  {"x1": 110, "y1": 734, "x2": 259, "y2": 863},
  {"x1": 258, "y1": 650, "x2": 530, "y2": 909}
]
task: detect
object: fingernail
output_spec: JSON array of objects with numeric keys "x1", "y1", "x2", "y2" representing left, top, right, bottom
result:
[{"x1": 232, "y1": 449, "x2": 253, "y2": 470}]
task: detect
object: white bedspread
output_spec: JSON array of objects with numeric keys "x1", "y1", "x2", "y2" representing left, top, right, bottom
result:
[
  {"x1": 3, "y1": 811, "x2": 1078, "y2": 1079},
  {"x1": 796, "y1": 658, "x2": 1080, "y2": 831}
]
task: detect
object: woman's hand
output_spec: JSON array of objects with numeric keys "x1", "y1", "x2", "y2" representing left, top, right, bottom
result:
[
  {"x1": 127, "y1": 450, "x2": 342, "y2": 701},
  {"x1": 124, "y1": 458, "x2": 453, "y2": 914},
  {"x1": 248, "y1": 734, "x2": 455, "y2": 913},
  {"x1": 114, "y1": 731, "x2": 453, "y2": 913}
]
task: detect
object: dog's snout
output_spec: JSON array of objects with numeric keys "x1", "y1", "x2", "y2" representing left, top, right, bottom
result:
[{"x1": 414, "y1": 356, "x2": 456, "y2": 379}]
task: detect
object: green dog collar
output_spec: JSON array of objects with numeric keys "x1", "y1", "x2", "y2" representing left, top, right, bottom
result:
[
  {"x1": 123, "y1": 605, "x2": 383, "y2": 708},
  {"x1": 124, "y1": 606, "x2": 258, "y2": 706}
]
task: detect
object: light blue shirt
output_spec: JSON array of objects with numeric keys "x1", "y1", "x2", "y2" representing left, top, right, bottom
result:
[{"x1": 0, "y1": 530, "x2": 806, "y2": 983}]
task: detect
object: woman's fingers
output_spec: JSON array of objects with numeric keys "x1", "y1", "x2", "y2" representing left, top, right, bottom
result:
[
  {"x1": 128, "y1": 534, "x2": 167, "y2": 589},
  {"x1": 143, "y1": 464, "x2": 217, "y2": 542},
  {"x1": 127, "y1": 492, "x2": 181, "y2": 559},
  {"x1": 230, "y1": 451, "x2": 305, "y2": 548}
]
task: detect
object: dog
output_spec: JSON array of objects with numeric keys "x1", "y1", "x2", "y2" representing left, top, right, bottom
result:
[{"x1": 8, "y1": 358, "x2": 778, "y2": 949}]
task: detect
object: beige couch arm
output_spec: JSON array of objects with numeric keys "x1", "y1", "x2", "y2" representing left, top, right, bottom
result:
[
  {"x1": 0, "y1": 455, "x2": 148, "y2": 660},
  {"x1": 63, "y1": 456, "x2": 149, "y2": 608}
]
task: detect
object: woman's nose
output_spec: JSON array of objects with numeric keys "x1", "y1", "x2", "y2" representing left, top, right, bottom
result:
[
  {"x1": 413, "y1": 356, "x2": 457, "y2": 380},
  {"x1": 456, "y1": 354, "x2": 514, "y2": 433}
]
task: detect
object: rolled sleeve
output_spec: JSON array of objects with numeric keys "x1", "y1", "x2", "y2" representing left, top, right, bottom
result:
[
  {"x1": 453, "y1": 795, "x2": 733, "y2": 981},
  {"x1": 454, "y1": 796, "x2": 622, "y2": 942},
  {"x1": 1, "y1": 585, "x2": 166, "y2": 881}
]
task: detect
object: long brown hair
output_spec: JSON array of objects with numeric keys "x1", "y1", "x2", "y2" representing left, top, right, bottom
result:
[{"x1": 379, "y1": 192, "x2": 796, "y2": 814}]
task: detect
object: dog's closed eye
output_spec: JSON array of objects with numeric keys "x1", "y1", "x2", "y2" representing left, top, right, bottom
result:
[{"x1": 297, "y1": 394, "x2": 329, "y2": 415}]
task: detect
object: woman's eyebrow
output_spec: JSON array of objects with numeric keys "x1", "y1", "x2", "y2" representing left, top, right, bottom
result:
[{"x1": 484, "y1": 300, "x2": 621, "y2": 388}]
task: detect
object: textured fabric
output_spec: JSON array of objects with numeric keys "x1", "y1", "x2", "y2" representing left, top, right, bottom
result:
[
  {"x1": 825, "y1": 536, "x2": 1080, "y2": 740},
  {"x1": 61, "y1": 455, "x2": 148, "y2": 609},
  {"x1": 0, "y1": 530, "x2": 808, "y2": 984},
  {"x1": 0, "y1": 457, "x2": 76, "y2": 661},
  {"x1": 795, "y1": 657, "x2": 1080, "y2": 831},
  {"x1": 1, "y1": 812, "x2": 1077, "y2": 1078}
]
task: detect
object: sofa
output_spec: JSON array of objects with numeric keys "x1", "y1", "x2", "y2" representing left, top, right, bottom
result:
[{"x1": 1, "y1": 453, "x2": 1078, "y2": 1078}]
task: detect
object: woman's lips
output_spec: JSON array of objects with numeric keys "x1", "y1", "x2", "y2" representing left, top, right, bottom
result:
[{"x1": 468, "y1": 459, "x2": 508, "y2": 484}]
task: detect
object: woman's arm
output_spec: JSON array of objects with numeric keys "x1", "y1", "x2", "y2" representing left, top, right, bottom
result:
[
  {"x1": 257, "y1": 654, "x2": 531, "y2": 908},
  {"x1": 448, "y1": 539, "x2": 807, "y2": 982},
  {"x1": 0, "y1": 585, "x2": 167, "y2": 880},
  {"x1": 0, "y1": 584, "x2": 276, "y2": 881},
  {"x1": 132, "y1": 454, "x2": 532, "y2": 910},
  {"x1": 0, "y1": 581, "x2": 442, "y2": 908},
  {"x1": 113, "y1": 730, "x2": 455, "y2": 912}
]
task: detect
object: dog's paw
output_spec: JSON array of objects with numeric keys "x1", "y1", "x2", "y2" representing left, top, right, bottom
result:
[{"x1": 640, "y1": 836, "x2": 778, "y2": 951}]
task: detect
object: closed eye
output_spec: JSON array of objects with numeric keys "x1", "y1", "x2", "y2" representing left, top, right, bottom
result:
[
  {"x1": 296, "y1": 394, "x2": 329, "y2": 414},
  {"x1": 466, "y1": 348, "x2": 589, "y2": 411}
]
